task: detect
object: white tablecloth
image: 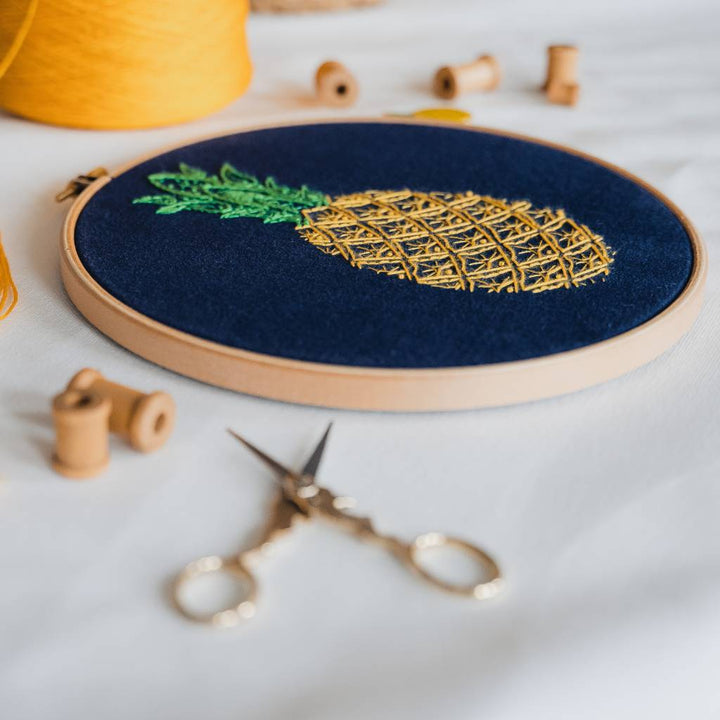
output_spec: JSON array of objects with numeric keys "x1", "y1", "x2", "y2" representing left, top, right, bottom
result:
[{"x1": 1, "y1": 0, "x2": 719, "y2": 717}]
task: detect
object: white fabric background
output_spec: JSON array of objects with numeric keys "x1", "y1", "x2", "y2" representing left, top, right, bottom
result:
[{"x1": 1, "y1": 0, "x2": 719, "y2": 717}]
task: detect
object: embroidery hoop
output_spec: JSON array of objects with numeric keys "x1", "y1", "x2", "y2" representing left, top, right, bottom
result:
[{"x1": 59, "y1": 118, "x2": 707, "y2": 411}]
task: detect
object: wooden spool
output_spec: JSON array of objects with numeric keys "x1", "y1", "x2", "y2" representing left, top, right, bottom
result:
[
  {"x1": 315, "y1": 61, "x2": 358, "y2": 107},
  {"x1": 544, "y1": 45, "x2": 580, "y2": 106},
  {"x1": 433, "y1": 55, "x2": 501, "y2": 100},
  {"x1": 52, "y1": 389, "x2": 111, "y2": 479},
  {"x1": 547, "y1": 81, "x2": 579, "y2": 106},
  {"x1": 67, "y1": 368, "x2": 175, "y2": 453}
]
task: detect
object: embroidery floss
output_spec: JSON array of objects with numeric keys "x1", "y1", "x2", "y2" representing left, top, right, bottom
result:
[
  {"x1": 0, "y1": 0, "x2": 252, "y2": 129},
  {"x1": 134, "y1": 164, "x2": 614, "y2": 294},
  {"x1": 0, "y1": 235, "x2": 18, "y2": 321}
]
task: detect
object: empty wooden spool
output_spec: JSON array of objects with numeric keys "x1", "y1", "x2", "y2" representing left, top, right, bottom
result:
[
  {"x1": 433, "y1": 55, "x2": 501, "y2": 99},
  {"x1": 315, "y1": 61, "x2": 358, "y2": 107},
  {"x1": 544, "y1": 45, "x2": 580, "y2": 106},
  {"x1": 67, "y1": 368, "x2": 175, "y2": 453},
  {"x1": 52, "y1": 389, "x2": 111, "y2": 479}
]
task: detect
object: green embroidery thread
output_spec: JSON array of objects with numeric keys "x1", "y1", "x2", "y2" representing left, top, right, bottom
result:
[
  {"x1": 134, "y1": 163, "x2": 613, "y2": 294},
  {"x1": 134, "y1": 163, "x2": 328, "y2": 225}
]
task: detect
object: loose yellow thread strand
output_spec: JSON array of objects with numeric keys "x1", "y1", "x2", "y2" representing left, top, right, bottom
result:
[
  {"x1": 0, "y1": 0, "x2": 252, "y2": 129},
  {"x1": 0, "y1": 0, "x2": 38, "y2": 79},
  {"x1": 0, "y1": 236, "x2": 18, "y2": 321}
]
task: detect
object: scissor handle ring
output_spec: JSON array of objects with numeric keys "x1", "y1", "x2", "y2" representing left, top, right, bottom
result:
[
  {"x1": 172, "y1": 555, "x2": 258, "y2": 627},
  {"x1": 408, "y1": 533, "x2": 504, "y2": 600}
]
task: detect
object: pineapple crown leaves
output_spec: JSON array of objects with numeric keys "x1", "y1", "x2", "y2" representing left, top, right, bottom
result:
[{"x1": 133, "y1": 162, "x2": 329, "y2": 226}]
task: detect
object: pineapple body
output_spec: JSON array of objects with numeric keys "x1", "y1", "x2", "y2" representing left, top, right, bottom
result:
[{"x1": 299, "y1": 189, "x2": 612, "y2": 293}]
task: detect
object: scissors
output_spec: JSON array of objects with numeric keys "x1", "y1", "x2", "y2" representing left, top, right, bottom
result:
[{"x1": 172, "y1": 424, "x2": 503, "y2": 626}]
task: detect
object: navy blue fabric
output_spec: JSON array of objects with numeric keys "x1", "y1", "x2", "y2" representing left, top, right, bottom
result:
[{"x1": 74, "y1": 122, "x2": 695, "y2": 368}]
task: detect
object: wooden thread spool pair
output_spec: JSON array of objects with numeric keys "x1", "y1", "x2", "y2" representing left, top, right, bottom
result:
[
  {"x1": 544, "y1": 45, "x2": 579, "y2": 106},
  {"x1": 315, "y1": 61, "x2": 358, "y2": 107},
  {"x1": 433, "y1": 55, "x2": 501, "y2": 100},
  {"x1": 52, "y1": 369, "x2": 175, "y2": 479}
]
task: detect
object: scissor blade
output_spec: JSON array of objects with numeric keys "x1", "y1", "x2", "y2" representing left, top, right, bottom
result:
[
  {"x1": 227, "y1": 430, "x2": 301, "y2": 482},
  {"x1": 301, "y1": 422, "x2": 333, "y2": 479}
]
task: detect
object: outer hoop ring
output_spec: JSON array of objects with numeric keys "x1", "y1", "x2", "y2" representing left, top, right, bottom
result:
[{"x1": 60, "y1": 118, "x2": 707, "y2": 412}]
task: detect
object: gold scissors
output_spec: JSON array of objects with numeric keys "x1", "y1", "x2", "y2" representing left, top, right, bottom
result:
[{"x1": 172, "y1": 425, "x2": 503, "y2": 626}]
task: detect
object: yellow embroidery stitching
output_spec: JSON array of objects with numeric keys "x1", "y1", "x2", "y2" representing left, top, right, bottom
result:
[{"x1": 298, "y1": 190, "x2": 613, "y2": 293}]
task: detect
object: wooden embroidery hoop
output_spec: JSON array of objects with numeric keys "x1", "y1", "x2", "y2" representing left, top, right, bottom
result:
[{"x1": 60, "y1": 118, "x2": 707, "y2": 411}]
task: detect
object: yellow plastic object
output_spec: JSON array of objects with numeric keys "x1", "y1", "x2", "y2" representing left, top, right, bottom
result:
[{"x1": 411, "y1": 108, "x2": 472, "y2": 124}]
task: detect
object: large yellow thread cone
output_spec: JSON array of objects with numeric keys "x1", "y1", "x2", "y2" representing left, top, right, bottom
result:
[{"x1": 0, "y1": 0, "x2": 252, "y2": 129}]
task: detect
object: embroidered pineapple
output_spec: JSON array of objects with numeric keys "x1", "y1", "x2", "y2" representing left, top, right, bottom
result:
[{"x1": 134, "y1": 163, "x2": 612, "y2": 293}]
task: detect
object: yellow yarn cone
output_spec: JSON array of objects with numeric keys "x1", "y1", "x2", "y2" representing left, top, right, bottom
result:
[{"x1": 0, "y1": 0, "x2": 252, "y2": 129}]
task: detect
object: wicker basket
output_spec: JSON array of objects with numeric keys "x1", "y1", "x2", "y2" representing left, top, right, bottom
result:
[{"x1": 251, "y1": 0, "x2": 381, "y2": 12}]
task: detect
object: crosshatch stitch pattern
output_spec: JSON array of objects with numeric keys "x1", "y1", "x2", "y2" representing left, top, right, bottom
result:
[
  {"x1": 299, "y1": 190, "x2": 612, "y2": 293},
  {"x1": 134, "y1": 164, "x2": 613, "y2": 294}
]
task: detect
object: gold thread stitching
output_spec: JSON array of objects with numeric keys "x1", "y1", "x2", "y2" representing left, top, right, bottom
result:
[
  {"x1": 299, "y1": 190, "x2": 612, "y2": 294},
  {"x1": 134, "y1": 166, "x2": 613, "y2": 295}
]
